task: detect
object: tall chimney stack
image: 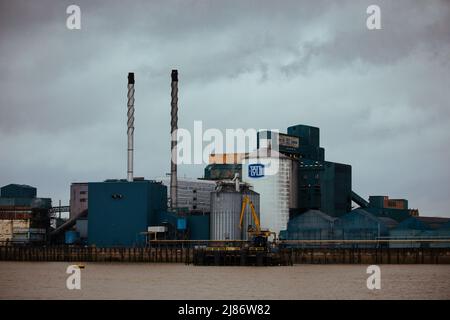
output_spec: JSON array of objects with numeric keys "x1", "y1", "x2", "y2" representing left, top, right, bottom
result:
[
  {"x1": 170, "y1": 70, "x2": 178, "y2": 209},
  {"x1": 127, "y1": 72, "x2": 135, "y2": 182}
]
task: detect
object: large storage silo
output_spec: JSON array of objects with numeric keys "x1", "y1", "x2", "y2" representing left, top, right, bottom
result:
[
  {"x1": 242, "y1": 148, "x2": 298, "y2": 238},
  {"x1": 210, "y1": 182, "x2": 260, "y2": 240}
]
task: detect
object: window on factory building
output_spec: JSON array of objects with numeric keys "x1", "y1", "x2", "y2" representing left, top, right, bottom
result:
[
  {"x1": 80, "y1": 191, "x2": 87, "y2": 195},
  {"x1": 80, "y1": 198, "x2": 87, "y2": 202}
]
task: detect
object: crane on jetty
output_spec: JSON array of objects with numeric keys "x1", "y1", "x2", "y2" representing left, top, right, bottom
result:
[
  {"x1": 192, "y1": 196, "x2": 288, "y2": 266},
  {"x1": 239, "y1": 195, "x2": 275, "y2": 249}
]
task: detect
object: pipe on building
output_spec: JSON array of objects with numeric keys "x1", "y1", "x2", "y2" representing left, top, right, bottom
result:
[
  {"x1": 170, "y1": 70, "x2": 178, "y2": 208},
  {"x1": 127, "y1": 72, "x2": 135, "y2": 182}
]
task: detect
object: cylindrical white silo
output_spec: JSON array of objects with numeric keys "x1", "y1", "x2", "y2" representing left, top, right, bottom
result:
[{"x1": 242, "y1": 148, "x2": 297, "y2": 238}]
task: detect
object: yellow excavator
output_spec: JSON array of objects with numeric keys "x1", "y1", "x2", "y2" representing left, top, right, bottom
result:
[{"x1": 239, "y1": 195, "x2": 275, "y2": 249}]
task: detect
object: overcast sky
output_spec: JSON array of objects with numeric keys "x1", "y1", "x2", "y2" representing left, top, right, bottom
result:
[{"x1": 0, "y1": 0, "x2": 449, "y2": 217}]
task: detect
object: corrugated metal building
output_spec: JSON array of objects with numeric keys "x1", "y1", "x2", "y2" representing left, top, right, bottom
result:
[
  {"x1": 334, "y1": 209, "x2": 395, "y2": 246},
  {"x1": 282, "y1": 210, "x2": 336, "y2": 243},
  {"x1": 415, "y1": 217, "x2": 450, "y2": 230},
  {"x1": 432, "y1": 221, "x2": 450, "y2": 248},
  {"x1": 389, "y1": 217, "x2": 432, "y2": 248},
  {"x1": 159, "y1": 177, "x2": 215, "y2": 213},
  {"x1": 389, "y1": 216, "x2": 450, "y2": 248}
]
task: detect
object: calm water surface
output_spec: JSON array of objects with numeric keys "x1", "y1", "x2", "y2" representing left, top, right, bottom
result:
[{"x1": 0, "y1": 262, "x2": 449, "y2": 299}]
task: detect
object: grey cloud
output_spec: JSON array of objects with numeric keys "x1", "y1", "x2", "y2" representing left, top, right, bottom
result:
[{"x1": 0, "y1": 0, "x2": 449, "y2": 216}]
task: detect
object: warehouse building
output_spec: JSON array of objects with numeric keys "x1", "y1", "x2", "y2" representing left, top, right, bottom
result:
[
  {"x1": 280, "y1": 209, "x2": 397, "y2": 246},
  {"x1": 389, "y1": 216, "x2": 450, "y2": 248},
  {"x1": 334, "y1": 209, "x2": 397, "y2": 247},
  {"x1": 431, "y1": 221, "x2": 450, "y2": 248},
  {"x1": 389, "y1": 217, "x2": 433, "y2": 248},
  {"x1": 279, "y1": 210, "x2": 335, "y2": 244}
]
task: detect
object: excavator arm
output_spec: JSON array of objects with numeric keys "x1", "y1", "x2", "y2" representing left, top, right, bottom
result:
[
  {"x1": 238, "y1": 195, "x2": 276, "y2": 248},
  {"x1": 239, "y1": 195, "x2": 261, "y2": 232}
]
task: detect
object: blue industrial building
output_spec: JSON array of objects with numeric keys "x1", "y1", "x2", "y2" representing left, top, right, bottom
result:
[
  {"x1": 88, "y1": 179, "x2": 167, "y2": 247},
  {"x1": 85, "y1": 179, "x2": 212, "y2": 246}
]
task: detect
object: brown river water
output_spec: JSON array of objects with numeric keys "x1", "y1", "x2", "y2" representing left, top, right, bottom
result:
[{"x1": 0, "y1": 262, "x2": 449, "y2": 299}]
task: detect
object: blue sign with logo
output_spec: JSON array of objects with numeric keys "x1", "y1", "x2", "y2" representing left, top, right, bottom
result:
[{"x1": 248, "y1": 163, "x2": 265, "y2": 178}]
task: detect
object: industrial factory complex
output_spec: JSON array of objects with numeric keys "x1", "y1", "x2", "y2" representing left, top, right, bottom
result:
[{"x1": 1, "y1": 70, "x2": 449, "y2": 251}]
